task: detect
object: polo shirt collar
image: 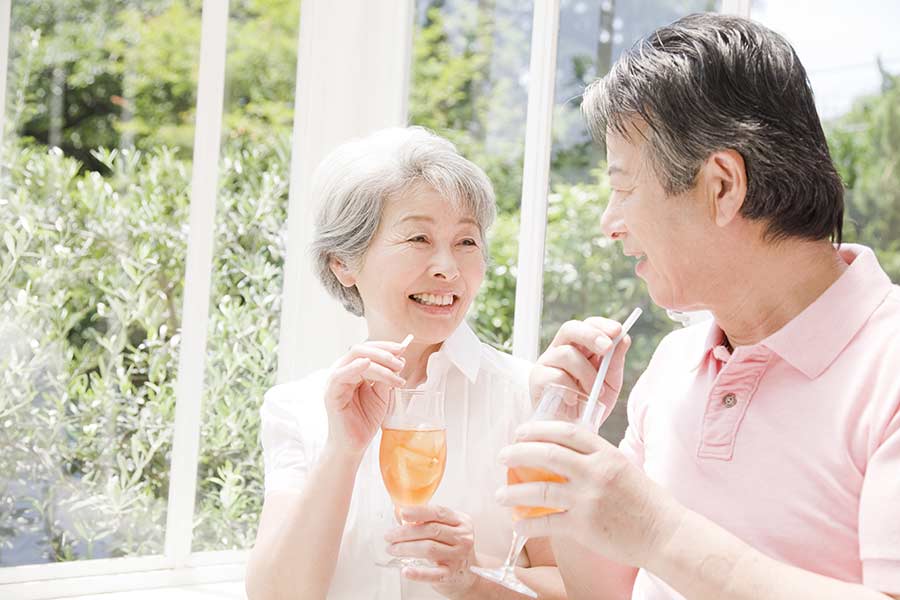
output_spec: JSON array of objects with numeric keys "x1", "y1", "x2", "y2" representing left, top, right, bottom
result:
[
  {"x1": 763, "y1": 244, "x2": 892, "y2": 379},
  {"x1": 692, "y1": 244, "x2": 892, "y2": 378},
  {"x1": 427, "y1": 321, "x2": 482, "y2": 384}
]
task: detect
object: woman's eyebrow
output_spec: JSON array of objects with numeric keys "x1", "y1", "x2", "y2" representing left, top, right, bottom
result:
[
  {"x1": 396, "y1": 215, "x2": 478, "y2": 226},
  {"x1": 396, "y1": 215, "x2": 434, "y2": 225}
]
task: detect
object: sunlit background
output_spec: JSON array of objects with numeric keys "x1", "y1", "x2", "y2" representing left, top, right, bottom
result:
[{"x1": 1, "y1": 0, "x2": 897, "y2": 596}]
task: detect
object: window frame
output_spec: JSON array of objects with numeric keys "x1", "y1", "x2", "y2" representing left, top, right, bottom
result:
[{"x1": 0, "y1": 0, "x2": 751, "y2": 596}]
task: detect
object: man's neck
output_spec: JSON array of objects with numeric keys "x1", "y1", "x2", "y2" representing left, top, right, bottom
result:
[{"x1": 710, "y1": 240, "x2": 847, "y2": 348}]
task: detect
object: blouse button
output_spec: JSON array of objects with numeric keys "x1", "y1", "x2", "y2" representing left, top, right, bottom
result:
[{"x1": 722, "y1": 393, "x2": 737, "y2": 408}]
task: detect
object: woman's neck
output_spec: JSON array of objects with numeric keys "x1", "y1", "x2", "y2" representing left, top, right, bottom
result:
[{"x1": 397, "y1": 340, "x2": 442, "y2": 388}]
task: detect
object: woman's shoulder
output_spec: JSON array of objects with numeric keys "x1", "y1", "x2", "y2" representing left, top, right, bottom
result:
[{"x1": 261, "y1": 369, "x2": 331, "y2": 423}]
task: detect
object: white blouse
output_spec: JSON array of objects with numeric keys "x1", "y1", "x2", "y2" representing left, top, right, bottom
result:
[{"x1": 260, "y1": 323, "x2": 535, "y2": 599}]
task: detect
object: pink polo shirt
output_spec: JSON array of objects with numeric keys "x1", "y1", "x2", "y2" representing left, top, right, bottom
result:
[{"x1": 620, "y1": 244, "x2": 900, "y2": 599}]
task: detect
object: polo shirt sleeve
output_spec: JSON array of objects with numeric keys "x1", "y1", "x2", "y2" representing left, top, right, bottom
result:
[
  {"x1": 260, "y1": 374, "x2": 328, "y2": 496},
  {"x1": 859, "y1": 398, "x2": 900, "y2": 594}
]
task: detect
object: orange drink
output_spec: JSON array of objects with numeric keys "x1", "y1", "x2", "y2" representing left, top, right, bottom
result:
[
  {"x1": 379, "y1": 427, "x2": 447, "y2": 507},
  {"x1": 507, "y1": 466, "x2": 567, "y2": 519}
]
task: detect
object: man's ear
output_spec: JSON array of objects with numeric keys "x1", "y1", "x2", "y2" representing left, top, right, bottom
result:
[
  {"x1": 330, "y1": 258, "x2": 357, "y2": 287},
  {"x1": 704, "y1": 149, "x2": 747, "y2": 228}
]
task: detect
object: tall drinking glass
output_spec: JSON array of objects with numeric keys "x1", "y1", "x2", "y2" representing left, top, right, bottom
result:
[
  {"x1": 377, "y1": 388, "x2": 447, "y2": 569},
  {"x1": 471, "y1": 384, "x2": 605, "y2": 598}
]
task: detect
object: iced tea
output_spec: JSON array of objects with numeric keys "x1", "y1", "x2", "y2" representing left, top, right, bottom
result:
[
  {"x1": 379, "y1": 428, "x2": 447, "y2": 507},
  {"x1": 507, "y1": 466, "x2": 567, "y2": 519}
]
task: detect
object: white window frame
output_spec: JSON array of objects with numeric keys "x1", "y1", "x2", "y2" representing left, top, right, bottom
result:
[
  {"x1": 0, "y1": 0, "x2": 9, "y2": 151},
  {"x1": 0, "y1": 0, "x2": 414, "y2": 597},
  {"x1": 0, "y1": 0, "x2": 752, "y2": 596},
  {"x1": 511, "y1": 0, "x2": 562, "y2": 362}
]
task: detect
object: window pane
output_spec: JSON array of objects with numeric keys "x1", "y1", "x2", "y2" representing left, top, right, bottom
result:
[
  {"x1": 190, "y1": 0, "x2": 299, "y2": 552},
  {"x1": 409, "y1": 0, "x2": 534, "y2": 351},
  {"x1": 539, "y1": 0, "x2": 718, "y2": 445},
  {"x1": 1, "y1": 0, "x2": 202, "y2": 564},
  {"x1": 751, "y1": 0, "x2": 900, "y2": 279}
]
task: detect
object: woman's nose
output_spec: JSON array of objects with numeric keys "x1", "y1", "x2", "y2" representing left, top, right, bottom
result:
[{"x1": 429, "y1": 247, "x2": 460, "y2": 280}]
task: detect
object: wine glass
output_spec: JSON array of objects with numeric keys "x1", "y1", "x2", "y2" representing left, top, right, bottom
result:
[
  {"x1": 377, "y1": 388, "x2": 446, "y2": 569},
  {"x1": 470, "y1": 383, "x2": 605, "y2": 598}
]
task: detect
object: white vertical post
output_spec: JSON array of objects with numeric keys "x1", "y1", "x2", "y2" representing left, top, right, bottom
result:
[
  {"x1": 720, "y1": 0, "x2": 752, "y2": 17},
  {"x1": 277, "y1": 0, "x2": 414, "y2": 383},
  {"x1": 0, "y1": 0, "x2": 11, "y2": 150},
  {"x1": 511, "y1": 0, "x2": 560, "y2": 362},
  {"x1": 164, "y1": 0, "x2": 229, "y2": 567}
]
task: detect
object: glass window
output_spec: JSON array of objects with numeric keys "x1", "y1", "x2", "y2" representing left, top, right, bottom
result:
[
  {"x1": 752, "y1": 0, "x2": 900, "y2": 281},
  {"x1": 408, "y1": 0, "x2": 535, "y2": 351},
  {"x1": 191, "y1": 0, "x2": 299, "y2": 553},
  {"x1": 539, "y1": 0, "x2": 720, "y2": 444},
  {"x1": 1, "y1": 0, "x2": 202, "y2": 564}
]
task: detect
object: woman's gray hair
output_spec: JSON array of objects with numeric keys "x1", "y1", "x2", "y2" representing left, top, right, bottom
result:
[{"x1": 310, "y1": 126, "x2": 496, "y2": 316}]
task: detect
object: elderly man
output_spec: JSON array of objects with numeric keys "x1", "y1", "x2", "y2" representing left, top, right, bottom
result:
[{"x1": 497, "y1": 13, "x2": 900, "y2": 600}]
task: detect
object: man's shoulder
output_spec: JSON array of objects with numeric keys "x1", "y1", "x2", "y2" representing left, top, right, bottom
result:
[
  {"x1": 862, "y1": 283, "x2": 900, "y2": 365},
  {"x1": 651, "y1": 320, "x2": 711, "y2": 364}
]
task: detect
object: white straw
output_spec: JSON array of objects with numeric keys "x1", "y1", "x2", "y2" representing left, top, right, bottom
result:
[
  {"x1": 399, "y1": 333, "x2": 414, "y2": 349},
  {"x1": 581, "y1": 308, "x2": 643, "y2": 427}
]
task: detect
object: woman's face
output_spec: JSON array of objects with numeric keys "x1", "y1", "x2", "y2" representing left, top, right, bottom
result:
[{"x1": 337, "y1": 184, "x2": 487, "y2": 344}]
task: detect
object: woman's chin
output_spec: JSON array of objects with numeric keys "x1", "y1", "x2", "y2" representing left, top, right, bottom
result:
[{"x1": 404, "y1": 299, "x2": 469, "y2": 339}]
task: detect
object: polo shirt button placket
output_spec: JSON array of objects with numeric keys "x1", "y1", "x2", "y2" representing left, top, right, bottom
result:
[{"x1": 722, "y1": 393, "x2": 737, "y2": 408}]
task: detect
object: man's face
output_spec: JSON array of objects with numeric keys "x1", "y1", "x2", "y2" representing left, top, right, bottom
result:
[{"x1": 602, "y1": 124, "x2": 715, "y2": 310}]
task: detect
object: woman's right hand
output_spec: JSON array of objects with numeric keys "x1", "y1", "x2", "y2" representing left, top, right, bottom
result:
[{"x1": 324, "y1": 341, "x2": 408, "y2": 456}]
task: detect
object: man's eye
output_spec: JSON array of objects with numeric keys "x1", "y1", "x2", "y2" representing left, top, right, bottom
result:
[
  {"x1": 408, "y1": 235, "x2": 428, "y2": 243},
  {"x1": 460, "y1": 239, "x2": 478, "y2": 246}
]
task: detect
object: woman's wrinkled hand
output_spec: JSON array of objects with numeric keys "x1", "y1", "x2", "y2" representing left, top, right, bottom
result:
[
  {"x1": 324, "y1": 340, "x2": 408, "y2": 455},
  {"x1": 386, "y1": 505, "x2": 478, "y2": 598}
]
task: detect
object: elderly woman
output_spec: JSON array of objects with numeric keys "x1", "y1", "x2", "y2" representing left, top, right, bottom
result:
[{"x1": 245, "y1": 127, "x2": 564, "y2": 599}]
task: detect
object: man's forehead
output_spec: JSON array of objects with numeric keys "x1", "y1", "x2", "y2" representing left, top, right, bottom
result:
[{"x1": 605, "y1": 122, "x2": 647, "y2": 177}]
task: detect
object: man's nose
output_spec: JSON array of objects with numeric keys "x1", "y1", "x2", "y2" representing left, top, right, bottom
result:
[{"x1": 600, "y1": 197, "x2": 627, "y2": 241}]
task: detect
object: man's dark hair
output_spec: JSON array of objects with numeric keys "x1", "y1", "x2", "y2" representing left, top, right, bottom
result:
[{"x1": 584, "y1": 13, "x2": 844, "y2": 244}]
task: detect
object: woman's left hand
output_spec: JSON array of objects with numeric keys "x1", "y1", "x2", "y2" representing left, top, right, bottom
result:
[
  {"x1": 385, "y1": 505, "x2": 478, "y2": 598},
  {"x1": 495, "y1": 421, "x2": 687, "y2": 569}
]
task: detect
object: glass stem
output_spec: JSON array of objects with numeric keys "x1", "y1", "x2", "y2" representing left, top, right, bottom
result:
[{"x1": 503, "y1": 531, "x2": 528, "y2": 574}]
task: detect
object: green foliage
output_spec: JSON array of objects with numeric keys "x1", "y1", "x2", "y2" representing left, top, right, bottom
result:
[
  {"x1": 8, "y1": 0, "x2": 298, "y2": 169},
  {"x1": 828, "y1": 68, "x2": 900, "y2": 279},
  {"x1": 0, "y1": 138, "x2": 288, "y2": 562}
]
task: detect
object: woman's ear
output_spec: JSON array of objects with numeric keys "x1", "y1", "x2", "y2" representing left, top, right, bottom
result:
[
  {"x1": 705, "y1": 149, "x2": 747, "y2": 228},
  {"x1": 330, "y1": 258, "x2": 357, "y2": 287}
]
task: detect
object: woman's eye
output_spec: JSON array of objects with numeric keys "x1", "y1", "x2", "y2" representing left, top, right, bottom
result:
[
  {"x1": 460, "y1": 238, "x2": 478, "y2": 247},
  {"x1": 408, "y1": 235, "x2": 428, "y2": 243}
]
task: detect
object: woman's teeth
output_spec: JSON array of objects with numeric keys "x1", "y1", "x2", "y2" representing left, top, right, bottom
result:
[{"x1": 411, "y1": 293, "x2": 455, "y2": 306}]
